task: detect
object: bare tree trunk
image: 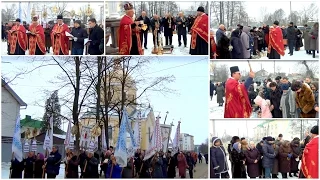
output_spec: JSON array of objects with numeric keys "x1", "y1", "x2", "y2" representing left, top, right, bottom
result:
[
  {"x1": 73, "y1": 56, "x2": 81, "y2": 151},
  {"x1": 219, "y1": 2, "x2": 223, "y2": 24},
  {"x1": 103, "y1": 58, "x2": 109, "y2": 148},
  {"x1": 226, "y1": 2, "x2": 230, "y2": 28},
  {"x1": 302, "y1": 60, "x2": 314, "y2": 79},
  {"x1": 230, "y1": 2, "x2": 234, "y2": 27},
  {"x1": 96, "y1": 56, "x2": 102, "y2": 150}
]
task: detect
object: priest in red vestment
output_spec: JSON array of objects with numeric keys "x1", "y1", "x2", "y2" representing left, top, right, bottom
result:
[
  {"x1": 8, "y1": 18, "x2": 27, "y2": 55},
  {"x1": 224, "y1": 66, "x2": 254, "y2": 118},
  {"x1": 51, "y1": 15, "x2": 70, "y2": 55},
  {"x1": 118, "y1": 3, "x2": 143, "y2": 55},
  {"x1": 210, "y1": 30, "x2": 217, "y2": 59},
  {"x1": 268, "y1": 21, "x2": 285, "y2": 59},
  {"x1": 28, "y1": 16, "x2": 46, "y2": 55},
  {"x1": 189, "y1": 7, "x2": 208, "y2": 55},
  {"x1": 300, "y1": 126, "x2": 318, "y2": 179}
]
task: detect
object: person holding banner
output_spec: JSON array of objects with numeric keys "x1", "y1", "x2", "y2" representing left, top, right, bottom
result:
[
  {"x1": 10, "y1": 158, "x2": 24, "y2": 178},
  {"x1": 65, "y1": 151, "x2": 79, "y2": 178},
  {"x1": 23, "y1": 151, "x2": 36, "y2": 178},
  {"x1": 34, "y1": 153, "x2": 45, "y2": 178},
  {"x1": 44, "y1": 145, "x2": 62, "y2": 178},
  {"x1": 167, "y1": 151, "x2": 177, "y2": 178},
  {"x1": 82, "y1": 146, "x2": 99, "y2": 178}
]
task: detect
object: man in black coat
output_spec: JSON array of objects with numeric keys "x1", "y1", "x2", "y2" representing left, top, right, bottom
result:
[
  {"x1": 150, "y1": 15, "x2": 161, "y2": 48},
  {"x1": 45, "y1": 146, "x2": 62, "y2": 178},
  {"x1": 176, "y1": 12, "x2": 188, "y2": 47},
  {"x1": 286, "y1": 22, "x2": 296, "y2": 56},
  {"x1": 87, "y1": 18, "x2": 104, "y2": 55},
  {"x1": 23, "y1": 152, "x2": 36, "y2": 178},
  {"x1": 137, "y1": 11, "x2": 151, "y2": 49},
  {"x1": 70, "y1": 20, "x2": 88, "y2": 55},
  {"x1": 167, "y1": 151, "x2": 177, "y2": 178},
  {"x1": 82, "y1": 152, "x2": 99, "y2": 178}
]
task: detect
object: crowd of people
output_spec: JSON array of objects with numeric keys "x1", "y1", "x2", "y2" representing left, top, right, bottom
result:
[
  {"x1": 9, "y1": 145, "x2": 207, "y2": 179},
  {"x1": 210, "y1": 126, "x2": 319, "y2": 179},
  {"x1": 210, "y1": 66, "x2": 319, "y2": 118},
  {"x1": 118, "y1": 3, "x2": 208, "y2": 55},
  {"x1": 1, "y1": 15, "x2": 104, "y2": 55},
  {"x1": 210, "y1": 21, "x2": 319, "y2": 59}
]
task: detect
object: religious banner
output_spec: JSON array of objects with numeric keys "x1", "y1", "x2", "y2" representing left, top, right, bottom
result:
[
  {"x1": 160, "y1": 124, "x2": 172, "y2": 153},
  {"x1": 80, "y1": 126, "x2": 92, "y2": 150},
  {"x1": 172, "y1": 121, "x2": 181, "y2": 155},
  {"x1": 144, "y1": 116, "x2": 162, "y2": 160},
  {"x1": 23, "y1": 140, "x2": 30, "y2": 153},
  {"x1": 31, "y1": 139, "x2": 37, "y2": 152}
]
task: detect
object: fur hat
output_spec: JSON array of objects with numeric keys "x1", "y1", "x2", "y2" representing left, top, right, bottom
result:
[{"x1": 266, "y1": 136, "x2": 273, "y2": 142}]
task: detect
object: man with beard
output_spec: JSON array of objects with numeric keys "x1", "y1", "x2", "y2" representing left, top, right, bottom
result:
[
  {"x1": 189, "y1": 7, "x2": 208, "y2": 55},
  {"x1": 268, "y1": 21, "x2": 285, "y2": 59},
  {"x1": 137, "y1": 11, "x2": 151, "y2": 49},
  {"x1": 8, "y1": 18, "x2": 27, "y2": 55},
  {"x1": 51, "y1": 14, "x2": 70, "y2": 55},
  {"x1": 87, "y1": 18, "x2": 104, "y2": 55},
  {"x1": 176, "y1": 12, "x2": 188, "y2": 47},
  {"x1": 224, "y1": 66, "x2": 254, "y2": 118},
  {"x1": 28, "y1": 16, "x2": 46, "y2": 55},
  {"x1": 118, "y1": 3, "x2": 143, "y2": 55},
  {"x1": 300, "y1": 126, "x2": 318, "y2": 178}
]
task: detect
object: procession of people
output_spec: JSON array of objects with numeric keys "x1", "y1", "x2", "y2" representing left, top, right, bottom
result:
[
  {"x1": 210, "y1": 21, "x2": 319, "y2": 59},
  {"x1": 210, "y1": 65, "x2": 319, "y2": 118},
  {"x1": 3, "y1": 15, "x2": 104, "y2": 55},
  {"x1": 118, "y1": 3, "x2": 208, "y2": 55},
  {"x1": 210, "y1": 126, "x2": 319, "y2": 179}
]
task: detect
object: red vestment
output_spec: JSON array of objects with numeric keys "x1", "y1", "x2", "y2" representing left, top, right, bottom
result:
[
  {"x1": 118, "y1": 15, "x2": 142, "y2": 55},
  {"x1": 210, "y1": 35, "x2": 217, "y2": 59},
  {"x1": 190, "y1": 14, "x2": 209, "y2": 50},
  {"x1": 224, "y1": 78, "x2": 252, "y2": 118},
  {"x1": 8, "y1": 25, "x2": 27, "y2": 54},
  {"x1": 268, "y1": 26, "x2": 285, "y2": 56},
  {"x1": 51, "y1": 24, "x2": 70, "y2": 55},
  {"x1": 301, "y1": 136, "x2": 318, "y2": 178},
  {"x1": 28, "y1": 24, "x2": 46, "y2": 55}
]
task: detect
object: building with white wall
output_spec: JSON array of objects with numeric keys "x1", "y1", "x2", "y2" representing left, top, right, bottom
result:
[
  {"x1": 1, "y1": 79, "x2": 27, "y2": 137},
  {"x1": 179, "y1": 133, "x2": 194, "y2": 151}
]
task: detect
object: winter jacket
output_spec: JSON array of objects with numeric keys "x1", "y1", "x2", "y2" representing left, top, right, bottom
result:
[
  {"x1": 262, "y1": 141, "x2": 276, "y2": 168},
  {"x1": 290, "y1": 139, "x2": 301, "y2": 172},
  {"x1": 230, "y1": 30, "x2": 244, "y2": 59},
  {"x1": 286, "y1": 26, "x2": 296, "y2": 40},
  {"x1": 88, "y1": 25, "x2": 104, "y2": 55},
  {"x1": 23, "y1": 156, "x2": 36, "y2": 178},
  {"x1": 272, "y1": 144, "x2": 280, "y2": 174},
  {"x1": 46, "y1": 151, "x2": 62, "y2": 175},
  {"x1": 66, "y1": 155, "x2": 79, "y2": 178},
  {"x1": 254, "y1": 95, "x2": 272, "y2": 118},
  {"x1": 122, "y1": 159, "x2": 134, "y2": 178},
  {"x1": 296, "y1": 84, "x2": 316, "y2": 118},
  {"x1": 314, "y1": 90, "x2": 319, "y2": 118},
  {"x1": 210, "y1": 138, "x2": 229, "y2": 178},
  {"x1": 70, "y1": 26, "x2": 88, "y2": 49},
  {"x1": 216, "y1": 85, "x2": 225, "y2": 104},
  {"x1": 230, "y1": 149, "x2": 246, "y2": 178},
  {"x1": 241, "y1": 26, "x2": 251, "y2": 58},
  {"x1": 278, "y1": 142, "x2": 292, "y2": 173},
  {"x1": 244, "y1": 148, "x2": 261, "y2": 178},
  {"x1": 309, "y1": 26, "x2": 319, "y2": 51},
  {"x1": 106, "y1": 163, "x2": 122, "y2": 178},
  {"x1": 82, "y1": 156, "x2": 99, "y2": 178},
  {"x1": 270, "y1": 86, "x2": 283, "y2": 118},
  {"x1": 10, "y1": 158, "x2": 24, "y2": 178},
  {"x1": 303, "y1": 27, "x2": 312, "y2": 50},
  {"x1": 280, "y1": 88, "x2": 296, "y2": 118},
  {"x1": 151, "y1": 157, "x2": 163, "y2": 178},
  {"x1": 216, "y1": 34, "x2": 231, "y2": 59},
  {"x1": 216, "y1": 28, "x2": 225, "y2": 43},
  {"x1": 34, "y1": 159, "x2": 45, "y2": 178},
  {"x1": 177, "y1": 154, "x2": 188, "y2": 177}
]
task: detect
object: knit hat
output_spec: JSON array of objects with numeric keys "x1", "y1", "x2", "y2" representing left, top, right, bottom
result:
[
  {"x1": 281, "y1": 83, "x2": 289, "y2": 90},
  {"x1": 310, "y1": 126, "x2": 318, "y2": 135},
  {"x1": 266, "y1": 136, "x2": 273, "y2": 142}
]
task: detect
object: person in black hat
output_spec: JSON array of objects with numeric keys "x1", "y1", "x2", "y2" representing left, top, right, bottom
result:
[
  {"x1": 286, "y1": 22, "x2": 296, "y2": 56},
  {"x1": 7, "y1": 18, "x2": 27, "y2": 55},
  {"x1": 50, "y1": 14, "x2": 71, "y2": 55},
  {"x1": 28, "y1": 16, "x2": 46, "y2": 55},
  {"x1": 70, "y1": 20, "x2": 88, "y2": 55},
  {"x1": 224, "y1": 66, "x2": 255, "y2": 118},
  {"x1": 268, "y1": 21, "x2": 285, "y2": 59},
  {"x1": 118, "y1": 2, "x2": 143, "y2": 55},
  {"x1": 299, "y1": 125, "x2": 318, "y2": 178},
  {"x1": 189, "y1": 6, "x2": 208, "y2": 55}
]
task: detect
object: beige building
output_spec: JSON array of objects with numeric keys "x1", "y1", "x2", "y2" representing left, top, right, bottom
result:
[{"x1": 80, "y1": 62, "x2": 156, "y2": 150}]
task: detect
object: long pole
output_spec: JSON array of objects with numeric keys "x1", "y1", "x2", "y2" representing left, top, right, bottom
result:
[
  {"x1": 290, "y1": 1, "x2": 292, "y2": 22},
  {"x1": 19, "y1": 2, "x2": 22, "y2": 20}
]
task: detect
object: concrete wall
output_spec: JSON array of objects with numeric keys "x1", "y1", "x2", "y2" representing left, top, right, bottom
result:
[{"x1": 1, "y1": 87, "x2": 21, "y2": 137}]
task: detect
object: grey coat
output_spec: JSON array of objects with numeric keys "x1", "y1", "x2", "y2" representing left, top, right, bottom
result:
[
  {"x1": 241, "y1": 26, "x2": 251, "y2": 59},
  {"x1": 309, "y1": 27, "x2": 319, "y2": 51},
  {"x1": 303, "y1": 27, "x2": 312, "y2": 50},
  {"x1": 280, "y1": 89, "x2": 296, "y2": 118},
  {"x1": 272, "y1": 145, "x2": 279, "y2": 174},
  {"x1": 216, "y1": 85, "x2": 225, "y2": 104}
]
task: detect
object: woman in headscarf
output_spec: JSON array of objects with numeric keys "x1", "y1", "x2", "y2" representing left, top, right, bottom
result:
[
  {"x1": 230, "y1": 142, "x2": 246, "y2": 178},
  {"x1": 34, "y1": 153, "x2": 45, "y2": 178},
  {"x1": 289, "y1": 138, "x2": 301, "y2": 177},
  {"x1": 177, "y1": 152, "x2": 188, "y2": 178},
  {"x1": 210, "y1": 137, "x2": 229, "y2": 178},
  {"x1": 278, "y1": 140, "x2": 292, "y2": 178},
  {"x1": 244, "y1": 141, "x2": 261, "y2": 179}
]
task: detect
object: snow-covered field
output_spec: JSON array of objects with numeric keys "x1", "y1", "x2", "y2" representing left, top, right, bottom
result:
[
  {"x1": 107, "y1": 33, "x2": 192, "y2": 55},
  {"x1": 210, "y1": 95, "x2": 257, "y2": 119}
]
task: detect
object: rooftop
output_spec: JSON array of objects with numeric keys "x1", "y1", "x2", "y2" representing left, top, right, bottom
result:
[{"x1": 2, "y1": 79, "x2": 27, "y2": 106}]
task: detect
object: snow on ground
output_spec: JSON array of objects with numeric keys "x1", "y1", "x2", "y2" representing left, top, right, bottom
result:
[
  {"x1": 209, "y1": 95, "x2": 257, "y2": 119},
  {"x1": 258, "y1": 46, "x2": 319, "y2": 60},
  {"x1": 107, "y1": 33, "x2": 192, "y2": 55}
]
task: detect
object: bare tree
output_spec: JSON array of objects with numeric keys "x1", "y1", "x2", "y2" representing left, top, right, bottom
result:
[{"x1": 1, "y1": 4, "x2": 18, "y2": 22}]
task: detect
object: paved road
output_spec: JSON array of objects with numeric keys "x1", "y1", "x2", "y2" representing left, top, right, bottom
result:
[{"x1": 176, "y1": 161, "x2": 208, "y2": 179}]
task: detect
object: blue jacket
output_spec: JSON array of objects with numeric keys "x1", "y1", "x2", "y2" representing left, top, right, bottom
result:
[
  {"x1": 262, "y1": 141, "x2": 276, "y2": 168},
  {"x1": 106, "y1": 163, "x2": 122, "y2": 178},
  {"x1": 46, "y1": 151, "x2": 62, "y2": 175},
  {"x1": 231, "y1": 30, "x2": 244, "y2": 59},
  {"x1": 210, "y1": 137, "x2": 229, "y2": 175}
]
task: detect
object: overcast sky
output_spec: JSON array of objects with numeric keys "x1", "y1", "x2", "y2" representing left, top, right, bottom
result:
[
  {"x1": 213, "y1": 120, "x2": 263, "y2": 138},
  {"x1": 1, "y1": 56, "x2": 209, "y2": 145},
  {"x1": 243, "y1": 1, "x2": 318, "y2": 21},
  {"x1": 213, "y1": 60, "x2": 319, "y2": 75}
]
